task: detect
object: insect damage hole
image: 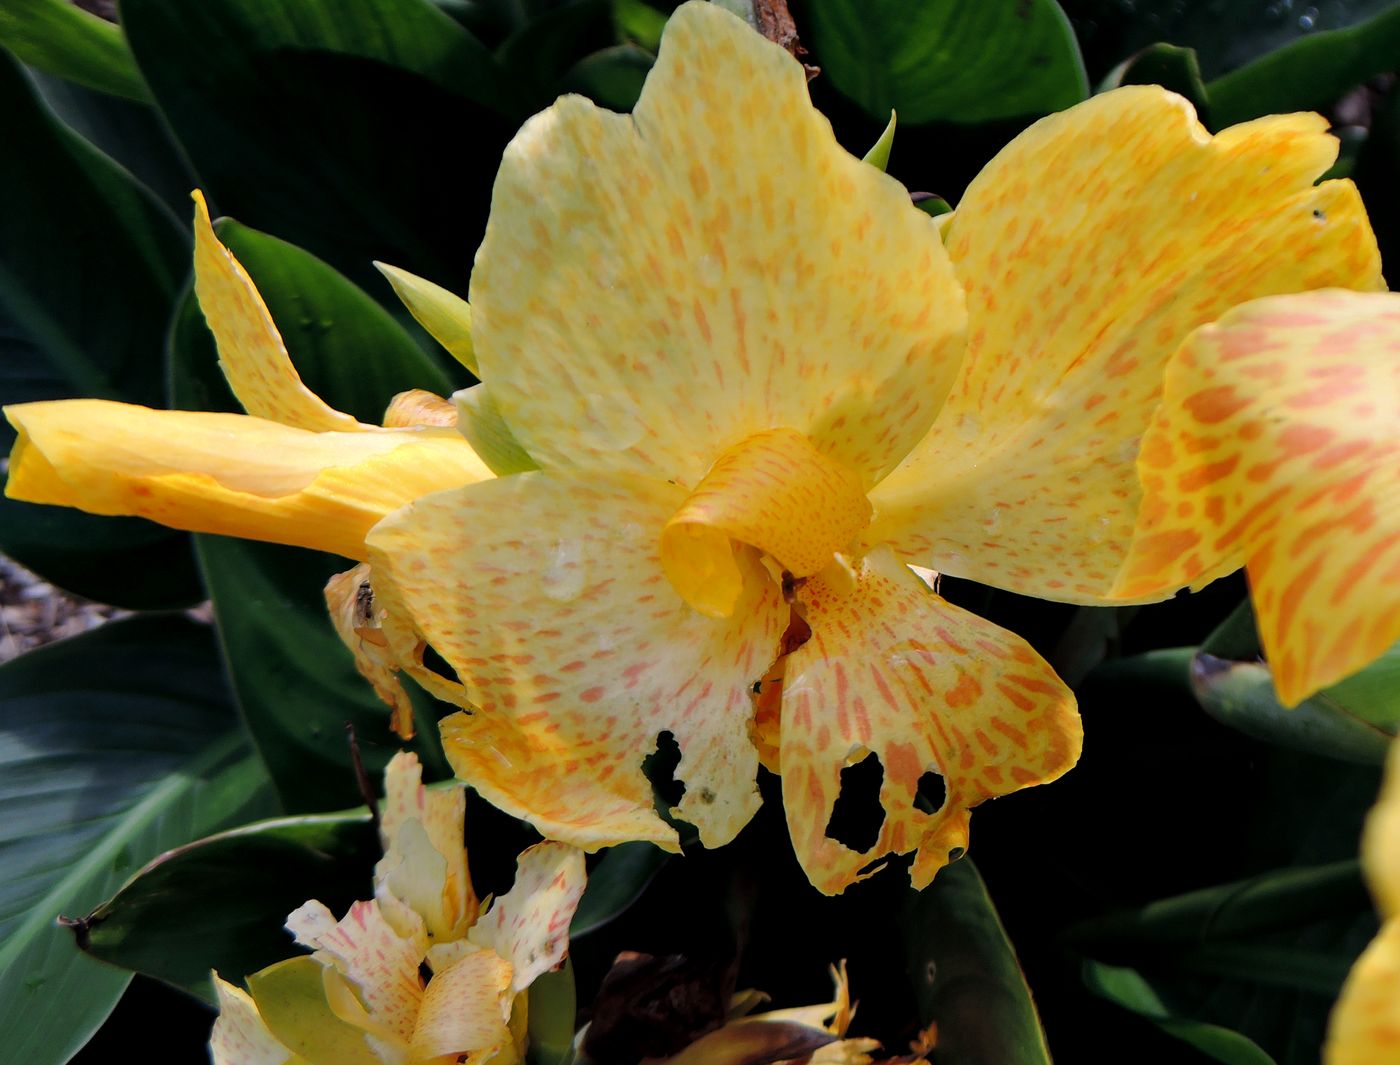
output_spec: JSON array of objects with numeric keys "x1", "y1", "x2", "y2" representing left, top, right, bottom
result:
[
  {"x1": 642, "y1": 730, "x2": 686, "y2": 812},
  {"x1": 824, "y1": 752, "x2": 885, "y2": 853},
  {"x1": 915, "y1": 769, "x2": 946, "y2": 813}
]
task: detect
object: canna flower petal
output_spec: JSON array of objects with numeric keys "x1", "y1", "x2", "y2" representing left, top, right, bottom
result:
[
  {"x1": 326, "y1": 565, "x2": 416, "y2": 738},
  {"x1": 366, "y1": 472, "x2": 788, "y2": 851},
  {"x1": 1117, "y1": 290, "x2": 1400, "y2": 705},
  {"x1": 246, "y1": 956, "x2": 383, "y2": 1065},
  {"x1": 780, "y1": 547, "x2": 1080, "y2": 894},
  {"x1": 409, "y1": 948, "x2": 514, "y2": 1060},
  {"x1": 467, "y1": 841, "x2": 587, "y2": 995},
  {"x1": 5, "y1": 400, "x2": 491, "y2": 561},
  {"x1": 470, "y1": 0, "x2": 965, "y2": 489},
  {"x1": 211, "y1": 976, "x2": 300, "y2": 1065},
  {"x1": 869, "y1": 87, "x2": 1383, "y2": 604},
  {"x1": 192, "y1": 191, "x2": 370, "y2": 432}
]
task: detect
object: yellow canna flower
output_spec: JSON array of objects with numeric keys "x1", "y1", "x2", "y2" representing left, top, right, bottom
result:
[
  {"x1": 4, "y1": 191, "x2": 492, "y2": 564},
  {"x1": 1325, "y1": 738, "x2": 1400, "y2": 1063},
  {"x1": 208, "y1": 751, "x2": 586, "y2": 1065},
  {"x1": 3, "y1": 1, "x2": 1386, "y2": 895}
]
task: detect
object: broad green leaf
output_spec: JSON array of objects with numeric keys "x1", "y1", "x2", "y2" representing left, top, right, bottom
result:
[
  {"x1": 0, "y1": 0, "x2": 148, "y2": 102},
  {"x1": 528, "y1": 958, "x2": 577, "y2": 1065},
  {"x1": 1101, "y1": 43, "x2": 1210, "y2": 117},
  {"x1": 82, "y1": 809, "x2": 377, "y2": 1001},
  {"x1": 806, "y1": 0, "x2": 1088, "y2": 125},
  {"x1": 1191, "y1": 653, "x2": 1396, "y2": 764},
  {"x1": 168, "y1": 233, "x2": 453, "y2": 811},
  {"x1": 120, "y1": 0, "x2": 519, "y2": 288},
  {"x1": 496, "y1": 0, "x2": 613, "y2": 111},
  {"x1": 0, "y1": 616, "x2": 274, "y2": 1065},
  {"x1": 613, "y1": 0, "x2": 667, "y2": 50},
  {"x1": 1082, "y1": 962, "x2": 1277, "y2": 1065},
  {"x1": 901, "y1": 859, "x2": 1051, "y2": 1064},
  {"x1": 561, "y1": 42, "x2": 654, "y2": 111},
  {"x1": 1208, "y1": 3, "x2": 1400, "y2": 126},
  {"x1": 0, "y1": 49, "x2": 201, "y2": 608},
  {"x1": 571, "y1": 842, "x2": 669, "y2": 937}
]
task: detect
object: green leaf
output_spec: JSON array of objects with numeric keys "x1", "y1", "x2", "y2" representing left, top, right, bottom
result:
[
  {"x1": 613, "y1": 0, "x2": 667, "y2": 51},
  {"x1": 561, "y1": 42, "x2": 654, "y2": 111},
  {"x1": 861, "y1": 110, "x2": 896, "y2": 172},
  {"x1": 1101, "y1": 43, "x2": 1210, "y2": 119},
  {"x1": 455, "y1": 384, "x2": 540, "y2": 475},
  {"x1": 120, "y1": 0, "x2": 519, "y2": 288},
  {"x1": 1082, "y1": 962, "x2": 1278, "y2": 1065},
  {"x1": 528, "y1": 957, "x2": 577, "y2": 1065},
  {"x1": 0, "y1": 0, "x2": 148, "y2": 102},
  {"x1": 375, "y1": 261, "x2": 478, "y2": 376},
  {"x1": 1191, "y1": 653, "x2": 1395, "y2": 764},
  {"x1": 214, "y1": 219, "x2": 458, "y2": 421},
  {"x1": 167, "y1": 231, "x2": 452, "y2": 811},
  {"x1": 901, "y1": 859, "x2": 1051, "y2": 1064},
  {"x1": 571, "y1": 842, "x2": 669, "y2": 937},
  {"x1": 806, "y1": 0, "x2": 1088, "y2": 125},
  {"x1": 496, "y1": 0, "x2": 613, "y2": 110},
  {"x1": 0, "y1": 616, "x2": 274, "y2": 1065},
  {"x1": 82, "y1": 809, "x2": 377, "y2": 1001},
  {"x1": 249, "y1": 956, "x2": 384, "y2": 1065},
  {"x1": 0, "y1": 49, "x2": 201, "y2": 608},
  {"x1": 1207, "y1": 4, "x2": 1400, "y2": 127}
]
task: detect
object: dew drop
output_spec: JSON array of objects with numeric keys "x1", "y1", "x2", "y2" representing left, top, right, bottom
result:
[
  {"x1": 542, "y1": 539, "x2": 587, "y2": 602},
  {"x1": 1298, "y1": 6, "x2": 1317, "y2": 29},
  {"x1": 576, "y1": 391, "x2": 645, "y2": 451}
]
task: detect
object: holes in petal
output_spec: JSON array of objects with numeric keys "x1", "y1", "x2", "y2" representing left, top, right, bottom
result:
[
  {"x1": 420, "y1": 643, "x2": 461, "y2": 686},
  {"x1": 915, "y1": 769, "x2": 947, "y2": 814},
  {"x1": 643, "y1": 730, "x2": 686, "y2": 811},
  {"x1": 824, "y1": 752, "x2": 885, "y2": 853}
]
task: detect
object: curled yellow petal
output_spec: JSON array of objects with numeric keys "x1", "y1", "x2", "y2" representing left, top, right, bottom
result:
[
  {"x1": 1116, "y1": 289, "x2": 1400, "y2": 705},
  {"x1": 870, "y1": 87, "x2": 1382, "y2": 604},
  {"x1": 326, "y1": 566, "x2": 416, "y2": 737},
  {"x1": 6, "y1": 399, "x2": 492, "y2": 561},
  {"x1": 192, "y1": 190, "x2": 369, "y2": 433},
  {"x1": 471, "y1": 0, "x2": 964, "y2": 488},
  {"x1": 409, "y1": 949, "x2": 514, "y2": 1060},
  {"x1": 382, "y1": 389, "x2": 456, "y2": 429},
  {"x1": 660, "y1": 429, "x2": 871, "y2": 618}
]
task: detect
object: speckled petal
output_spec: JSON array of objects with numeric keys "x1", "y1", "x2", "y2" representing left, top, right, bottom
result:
[
  {"x1": 325, "y1": 565, "x2": 415, "y2": 738},
  {"x1": 410, "y1": 948, "x2": 514, "y2": 1059},
  {"x1": 376, "y1": 751, "x2": 476, "y2": 942},
  {"x1": 210, "y1": 976, "x2": 297, "y2": 1065},
  {"x1": 285, "y1": 899, "x2": 425, "y2": 1045},
  {"x1": 192, "y1": 191, "x2": 369, "y2": 433},
  {"x1": 781, "y1": 547, "x2": 1081, "y2": 894},
  {"x1": 382, "y1": 389, "x2": 457, "y2": 429},
  {"x1": 1326, "y1": 919, "x2": 1400, "y2": 1065},
  {"x1": 869, "y1": 87, "x2": 1383, "y2": 604},
  {"x1": 1116, "y1": 290, "x2": 1400, "y2": 705},
  {"x1": 366, "y1": 471, "x2": 788, "y2": 851},
  {"x1": 661, "y1": 428, "x2": 871, "y2": 618},
  {"x1": 468, "y1": 841, "x2": 586, "y2": 994},
  {"x1": 5, "y1": 400, "x2": 492, "y2": 561},
  {"x1": 471, "y1": 0, "x2": 965, "y2": 489}
]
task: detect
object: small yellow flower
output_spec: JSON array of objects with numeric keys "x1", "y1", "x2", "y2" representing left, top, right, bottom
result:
[
  {"x1": 1325, "y1": 739, "x2": 1400, "y2": 1063},
  {"x1": 4, "y1": 2, "x2": 1385, "y2": 895},
  {"x1": 208, "y1": 752, "x2": 586, "y2": 1065}
]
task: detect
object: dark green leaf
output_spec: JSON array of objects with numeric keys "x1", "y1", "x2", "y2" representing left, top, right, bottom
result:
[
  {"x1": 0, "y1": 49, "x2": 201, "y2": 607},
  {"x1": 529, "y1": 958, "x2": 578, "y2": 1065},
  {"x1": 1191, "y1": 653, "x2": 1395, "y2": 764},
  {"x1": 901, "y1": 859, "x2": 1051, "y2": 1064},
  {"x1": 497, "y1": 0, "x2": 614, "y2": 110},
  {"x1": 561, "y1": 43, "x2": 654, "y2": 111},
  {"x1": 1101, "y1": 43, "x2": 1210, "y2": 118},
  {"x1": 121, "y1": 0, "x2": 520, "y2": 288},
  {"x1": 1208, "y1": 4, "x2": 1400, "y2": 126},
  {"x1": 1082, "y1": 962, "x2": 1277, "y2": 1065},
  {"x1": 804, "y1": 0, "x2": 1088, "y2": 125},
  {"x1": 0, "y1": 616, "x2": 273, "y2": 1065},
  {"x1": 0, "y1": 0, "x2": 148, "y2": 101},
  {"x1": 571, "y1": 842, "x2": 670, "y2": 937},
  {"x1": 1201, "y1": 599, "x2": 1262, "y2": 661},
  {"x1": 83, "y1": 809, "x2": 377, "y2": 1001}
]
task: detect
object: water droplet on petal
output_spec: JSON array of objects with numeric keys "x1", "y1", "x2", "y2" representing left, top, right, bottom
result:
[
  {"x1": 543, "y1": 539, "x2": 587, "y2": 602},
  {"x1": 576, "y1": 392, "x2": 645, "y2": 452}
]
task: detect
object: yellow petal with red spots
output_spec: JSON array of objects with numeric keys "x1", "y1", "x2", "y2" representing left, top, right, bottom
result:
[
  {"x1": 5, "y1": 400, "x2": 492, "y2": 561},
  {"x1": 661, "y1": 429, "x2": 871, "y2": 618},
  {"x1": 210, "y1": 976, "x2": 299, "y2": 1065},
  {"x1": 326, "y1": 566, "x2": 416, "y2": 738},
  {"x1": 467, "y1": 841, "x2": 586, "y2": 995},
  {"x1": 471, "y1": 0, "x2": 965, "y2": 489},
  {"x1": 1116, "y1": 290, "x2": 1400, "y2": 705},
  {"x1": 365, "y1": 472, "x2": 788, "y2": 852},
  {"x1": 376, "y1": 751, "x2": 476, "y2": 943},
  {"x1": 869, "y1": 87, "x2": 1382, "y2": 604},
  {"x1": 780, "y1": 547, "x2": 1080, "y2": 895},
  {"x1": 192, "y1": 191, "x2": 370, "y2": 433},
  {"x1": 410, "y1": 948, "x2": 514, "y2": 1060},
  {"x1": 285, "y1": 899, "x2": 425, "y2": 1047}
]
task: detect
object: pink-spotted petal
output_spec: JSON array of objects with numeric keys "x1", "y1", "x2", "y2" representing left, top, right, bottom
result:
[
  {"x1": 468, "y1": 842, "x2": 586, "y2": 994},
  {"x1": 410, "y1": 948, "x2": 514, "y2": 1060}
]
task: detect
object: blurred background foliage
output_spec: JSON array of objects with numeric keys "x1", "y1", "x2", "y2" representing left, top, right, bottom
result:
[{"x1": 0, "y1": 1, "x2": 1398, "y2": 1062}]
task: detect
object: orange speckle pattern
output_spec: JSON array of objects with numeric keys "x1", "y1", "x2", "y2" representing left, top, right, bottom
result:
[
  {"x1": 661, "y1": 428, "x2": 871, "y2": 617},
  {"x1": 366, "y1": 471, "x2": 788, "y2": 851},
  {"x1": 470, "y1": 2, "x2": 966, "y2": 492},
  {"x1": 870, "y1": 88, "x2": 1383, "y2": 604},
  {"x1": 779, "y1": 547, "x2": 1080, "y2": 894},
  {"x1": 383, "y1": 389, "x2": 457, "y2": 429},
  {"x1": 1117, "y1": 290, "x2": 1400, "y2": 705}
]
